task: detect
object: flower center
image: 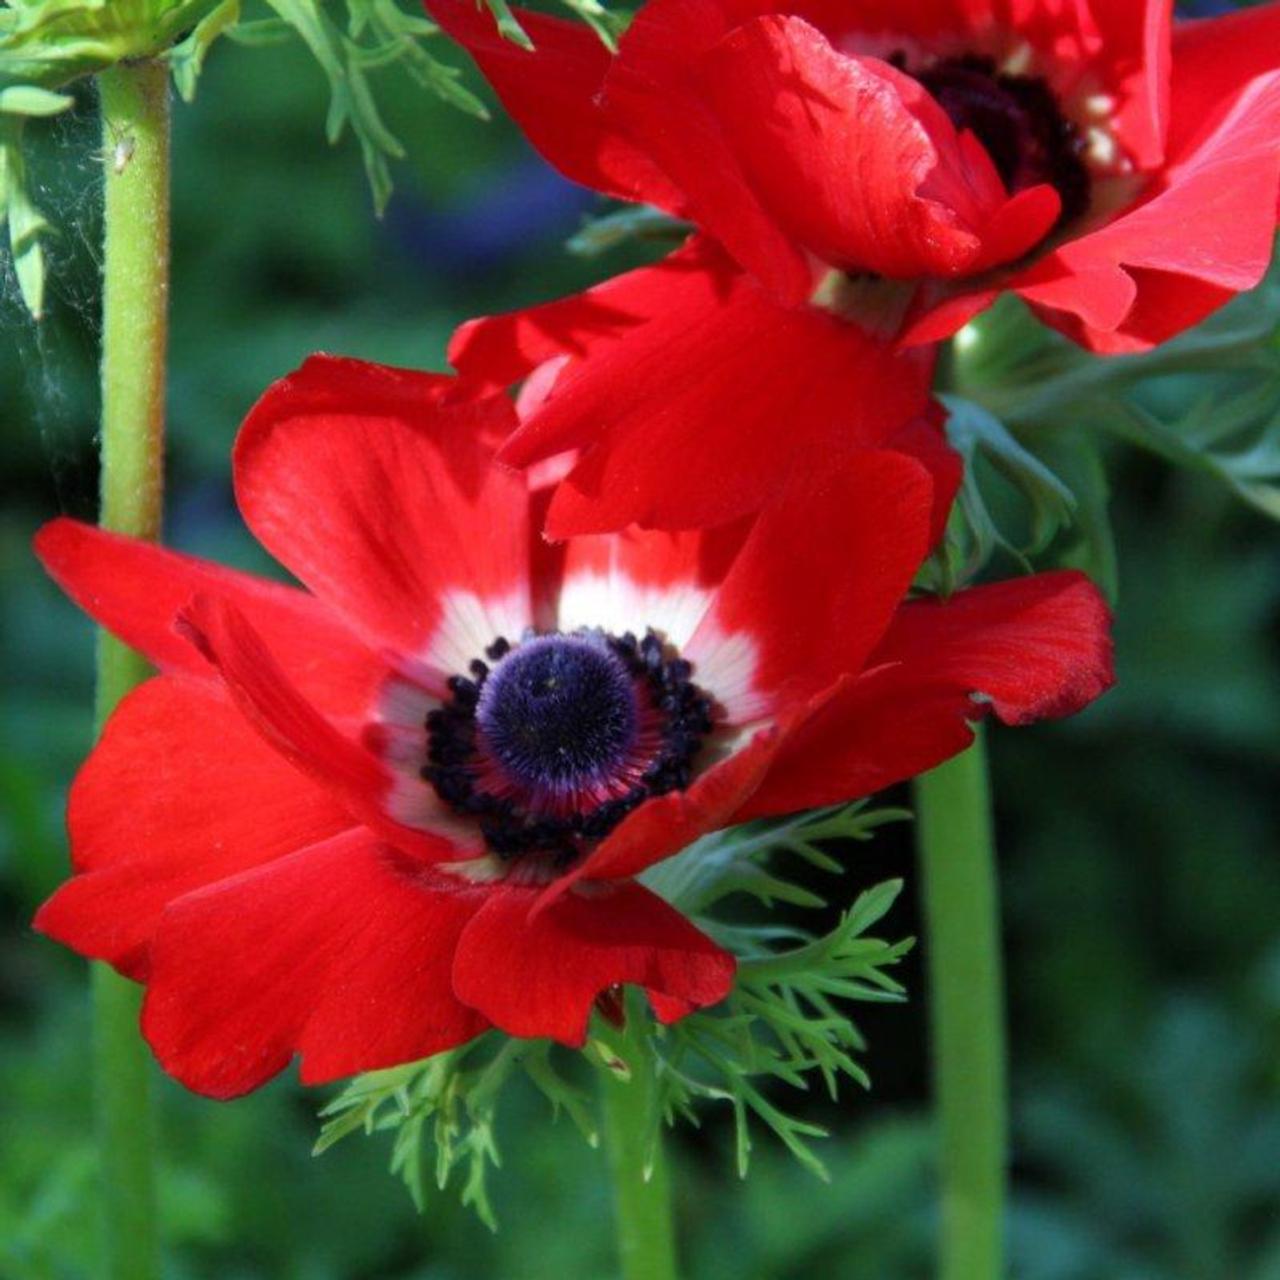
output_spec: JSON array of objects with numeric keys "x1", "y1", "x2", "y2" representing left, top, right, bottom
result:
[
  {"x1": 476, "y1": 634, "x2": 639, "y2": 795},
  {"x1": 423, "y1": 630, "x2": 715, "y2": 867},
  {"x1": 910, "y1": 53, "x2": 1091, "y2": 230}
]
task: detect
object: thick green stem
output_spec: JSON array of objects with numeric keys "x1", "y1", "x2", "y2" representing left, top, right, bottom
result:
[
  {"x1": 914, "y1": 728, "x2": 1007, "y2": 1280},
  {"x1": 92, "y1": 60, "x2": 170, "y2": 1280},
  {"x1": 599, "y1": 1002, "x2": 680, "y2": 1280}
]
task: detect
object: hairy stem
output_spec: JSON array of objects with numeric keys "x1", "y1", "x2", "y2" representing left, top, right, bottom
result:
[
  {"x1": 599, "y1": 998, "x2": 680, "y2": 1280},
  {"x1": 915, "y1": 728, "x2": 1007, "y2": 1280},
  {"x1": 92, "y1": 59, "x2": 170, "y2": 1280}
]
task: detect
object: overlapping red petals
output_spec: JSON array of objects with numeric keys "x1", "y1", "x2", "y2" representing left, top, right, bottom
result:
[
  {"x1": 35, "y1": 356, "x2": 1113, "y2": 1098},
  {"x1": 432, "y1": 0, "x2": 1280, "y2": 353},
  {"x1": 452, "y1": 238, "x2": 943, "y2": 534}
]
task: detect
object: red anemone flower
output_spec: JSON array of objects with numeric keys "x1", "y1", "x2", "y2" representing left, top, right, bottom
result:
[
  {"x1": 34, "y1": 356, "x2": 1112, "y2": 1099},
  {"x1": 431, "y1": 0, "x2": 1280, "y2": 356}
]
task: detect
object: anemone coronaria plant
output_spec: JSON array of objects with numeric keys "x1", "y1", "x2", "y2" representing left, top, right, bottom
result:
[{"x1": 12, "y1": 2, "x2": 1280, "y2": 1279}]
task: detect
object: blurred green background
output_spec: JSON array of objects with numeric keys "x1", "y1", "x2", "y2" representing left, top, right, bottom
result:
[{"x1": 2, "y1": 3, "x2": 1279, "y2": 1276}]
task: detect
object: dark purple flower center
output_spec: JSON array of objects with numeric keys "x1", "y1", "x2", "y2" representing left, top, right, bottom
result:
[
  {"x1": 476, "y1": 635, "x2": 639, "y2": 795},
  {"x1": 907, "y1": 53, "x2": 1091, "y2": 230},
  {"x1": 423, "y1": 630, "x2": 715, "y2": 867}
]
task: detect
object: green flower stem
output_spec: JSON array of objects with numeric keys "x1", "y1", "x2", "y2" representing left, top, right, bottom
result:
[
  {"x1": 91, "y1": 59, "x2": 170, "y2": 1280},
  {"x1": 914, "y1": 727, "x2": 1007, "y2": 1280},
  {"x1": 599, "y1": 1002, "x2": 680, "y2": 1280}
]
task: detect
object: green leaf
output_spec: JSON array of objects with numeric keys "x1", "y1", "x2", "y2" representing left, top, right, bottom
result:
[
  {"x1": 261, "y1": 0, "x2": 489, "y2": 212},
  {"x1": 650, "y1": 878, "x2": 912, "y2": 1179},
  {"x1": 951, "y1": 263, "x2": 1280, "y2": 525},
  {"x1": 567, "y1": 204, "x2": 693, "y2": 257},
  {"x1": 1033, "y1": 432, "x2": 1119, "y2": 601},
  {"x1": 0, "y1": 119, "x2": 49, "y2": 317},
  {"x1": 167, "y1": 0, "x2": 241, "y2": 102},
  {"x1": 0, "y1": 85, "x2": 74, "y2": 116},
  {"x1": 918, "y1": 395, "x2": 1079, "y2": 593},
  {"x1": 480, "y1": 0, "x2": 534, "y2": 50},
  {"x1": 0, "y1": 0, "x2": 227, "y2": 317},
  {"x1": 319, "y1": 801, "x2": 912, "y2": 1208},
  {"x1": 554, "y1": 0, "x2": 627, "y2": 49},
  {"x1": 0, "y1": 0, "x2": 624, "y2": 310},
  {"x1": 316, "y1": 1038, "x2": 597, "y2": 1226},
  {"x1": 1106, "y1": 380, "x2": 1280, "y2": 523},
  {"x1": 477, "y1": 0, "x2": 627, "y2": 50},
  {"x1": 642, "y1": 801, "x2": 911, "y2": 916},
  {"x1": 0, "y1": 0, "x2": 513, "y2": 305},
  {"x1": 222, "y1": 17, "x2": 296, "y2": 45},
  {"x1": 0, "y1": 1, "x2": 232, "y2": 83}
]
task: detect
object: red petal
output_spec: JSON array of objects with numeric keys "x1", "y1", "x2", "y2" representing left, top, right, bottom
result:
[
  {"x1": 605, "y1": 0, "x2": 755, "y2": 79},
  {"x1": 450, "y1": 237, "x2": 723, "y2": 393},
  {"x1": 887, "y1": 405, "x2": 964, "y2": 549},
  {"x1": 609, "y1": 0, "x2": 1015, "y2": 81},
  {"x1": 500, "y1": 257, "x2": 935, "y2": 535},
  {"x1": 693, "y1": 17, "x2": 1057, "y2": 280},
  {"x1": 567, "y1": 720, "x2": 783, "y2": 886},
  {"x1": 735, "y1": 668, "x2": 973, "y2": 820},
  {"x1": 1088, "y1": 0, "x2": 1172, "y2": 168},
  {"x1": 1017, "y1": 69, "x2": 1280, "y2": 351},
  {"x1": 452, "y1": 881, "x2": 734, "y2": 1045},
  {"x1": 1012, "y1": 256, "x2": 1140, "y2": 336},
  {"x1": 33, "y1": 675, "x2": 355, "y2": 978},
  {"x1": 425, "y1": 0, "x2": 682, "y2": 210},
  {"x1": 1169, "y1": 3, "x2": 1280, "y2": 157},
  {"x1": 234, "y1": 355, "x2": 532, "y2": 658},
  {"x1": 899, "y1": 285, "x2": 1003, "y2": 348},
  {"x1": 33, "y1": 519, "x2": 386, "y2": 718},
  {"x1": 597, "y1": 0, "x2": 1028, "y2": 299},
  {"x1": 870, "y1": 571, "x2": 1116, "y2": 724},
  {"x1": 741, "y1": 570, "x2": 1115, "y2": 819},
  {"x1": 175, "y1": 593, "x2": 452, "y2": 862},
  {"x1": 140, "y1": 833, "x2": 488, "y2": 1097},
  {"x1": 1039, "y1": 267, "x2": 1237, "y2": 354},
  {"x1": 689, "y1": 451, "x2": 936, "y2": 706},
  {"x1": 552, "y1": 520, "x2": 751, "y2": 652},
  {"x1": 604, "y1": 5, "x2": 815, "y2": 302},
  {"x1": 646, "y1": 989, "x2": 708, "y2": 1025}
]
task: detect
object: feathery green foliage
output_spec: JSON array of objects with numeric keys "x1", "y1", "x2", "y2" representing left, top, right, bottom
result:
[
  {"x1": 0, "y1": 0, "x2": 623, "y2": 314},
  {"x1": 316, "y1": 805, "x2": 912, "y2": 1222}
]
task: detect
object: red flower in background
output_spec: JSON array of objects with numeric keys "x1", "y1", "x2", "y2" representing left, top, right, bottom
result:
[
  {"x1": 432, "y1": 0, "x2": 1280, "y2": 353},
  {"x1": 35, "y1": 356, "x2": 1111, "y2": 1098}
]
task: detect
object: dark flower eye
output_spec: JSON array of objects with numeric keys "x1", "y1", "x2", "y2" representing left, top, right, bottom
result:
[
  {"x1": 423, "y1": 629, "x2": 715, "y2": 867},
  {"x1": 477, "y1": 634, "x2": 640, "y2": 792}
]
